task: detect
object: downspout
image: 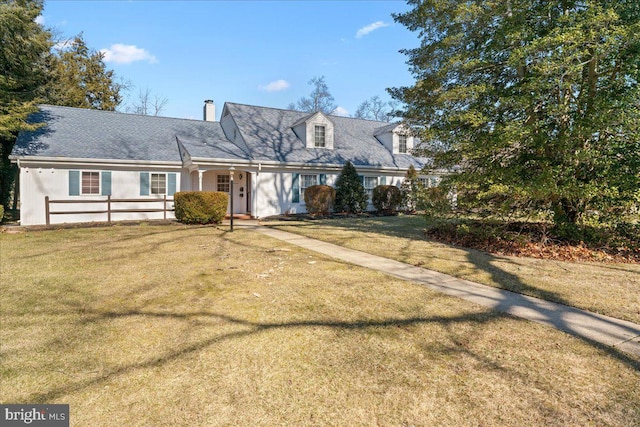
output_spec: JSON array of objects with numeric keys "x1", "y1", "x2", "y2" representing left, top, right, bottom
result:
[
  {"x1": 255, "y1": 163, "x2": 261, "y2": 219},
  {"x1": 13, "y1": 159, "x2": 21, "y2": 211}
]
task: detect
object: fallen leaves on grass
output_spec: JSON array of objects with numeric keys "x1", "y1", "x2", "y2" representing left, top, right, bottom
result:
[{"x1": 424, "y1": 222, "x2": 639, "y2": 264}]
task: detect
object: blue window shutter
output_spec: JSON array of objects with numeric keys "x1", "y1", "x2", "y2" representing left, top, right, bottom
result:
[
  {"x1": 380, "y1": 176, "x2": 386, "y2": 185},
  {"x1": 140, "y1": 172, "x2": 150, "y2": 196},
  {"x1": 69, "y1": 170, "x2": 80, "y2": 196},
  {"x1": 292, "y1": 173, "x2": 300, "y2": 203},
  {"x1": 168, "y1": 173, "x2": 177, "y2": 195},
  {"x1": 319, "y1": 174, "x2": 326, "y2": 185},
  {"x1": 358, "y1": 175, "x2": 364, "y2": 184},
  {"x1": 101, "y1": 171, "x2": 112, "y2": 196}
]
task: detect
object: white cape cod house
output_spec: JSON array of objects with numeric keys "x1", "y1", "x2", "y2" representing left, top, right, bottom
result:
[{"x1": 11, "y1": 101, "x2": 434, "y2": 226}]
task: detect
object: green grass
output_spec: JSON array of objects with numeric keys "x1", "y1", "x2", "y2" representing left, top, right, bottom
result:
[
  {"x1": 1, "y1": 224, "x2": 639, "y2": 426},
  {"x1": 265, "y1": 215, "x2": 640, "y2": 324}
]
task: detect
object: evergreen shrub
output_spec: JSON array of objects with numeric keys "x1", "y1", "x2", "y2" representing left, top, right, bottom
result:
[
  {"x1": 174, "y1": 191, "x2": 228, "y2": 224},
  {"x1": 304, "y1": 185, "x2": 335, "y2": 215},
  {"x1": 334, "y1": 161, "x2": 369, "y2": 213},
  {"x1": 372, "y1": 185, "x2": 402, "y2": 214}
]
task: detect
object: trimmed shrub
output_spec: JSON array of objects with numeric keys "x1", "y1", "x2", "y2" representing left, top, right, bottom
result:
[
  {"x1": 372, "y1": 185, "x2": 402, "y2": 214},
  {"x1": 304, "y1": 185, "x2": 335, "y2": 215},
  {"x1": 334, "y1": 161, "x2": 369, "y2": 213},
  {"x1": 0, "y1": 205, "x2": 3, "y2": 223},
  {"x1": 174, "y1": 191, "x2": 228, "y2": 224}
]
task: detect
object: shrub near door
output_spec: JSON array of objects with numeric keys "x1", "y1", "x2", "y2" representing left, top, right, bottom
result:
[{"x1": 174, "y1": 192, "x2": 229, "y2": 224}]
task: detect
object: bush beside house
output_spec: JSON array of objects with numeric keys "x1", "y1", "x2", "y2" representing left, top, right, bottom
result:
[
  {"x1": 334, "y1": 161, "x2": 369, "y2": 213},
  {"x1": 372, "y1": 185, "x2": 402, "y2": 215},
  {"x1": 304, "y1": 185, "x2": 336, "y2": 215},
  {"x1": 400, "y1": 165, "x2": 422, "y2": 213},
  {"x1": 174, "y1": 192, "x2": 228, "y2": 224},
  {"x1": 0, "y1": 205, "x2": 4, "y2": 223}
]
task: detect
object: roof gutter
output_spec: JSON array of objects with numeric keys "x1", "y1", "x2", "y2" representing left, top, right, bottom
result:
[{"x1": 11, "y1": 156, "x2": 182, "y2": 169}]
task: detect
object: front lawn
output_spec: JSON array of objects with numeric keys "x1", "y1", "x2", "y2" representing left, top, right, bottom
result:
[
  {"x1": 1, "y1": 224, "x2": 639, "y2": 426},
  {"x1": 264, "y1": 215, "x2": 640, "y2": 324}
]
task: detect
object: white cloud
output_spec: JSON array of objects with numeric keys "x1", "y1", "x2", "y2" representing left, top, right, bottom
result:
[
  {"x1": 333, "y1": 106, "x2": 350, "y2": 117},
  {"x1": 356, "y1": 21, "x2": 390, "y2": 39},
  {"x1": 35, "y1": 15, "x2": 45, "y2": 25},
  {"x1": 100, "y1": 44, "x2": 157, "y2": 64},
  {"x1": 258, "y1": 79, "x2": 290, "y2": 92}
]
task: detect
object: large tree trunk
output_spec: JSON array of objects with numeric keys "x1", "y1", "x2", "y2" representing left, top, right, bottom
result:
[{"x1": 552, "y1": 198, "x2": 581, "y2": 224}]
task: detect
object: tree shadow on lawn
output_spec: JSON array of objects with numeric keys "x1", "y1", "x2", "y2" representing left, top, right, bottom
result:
[
  {"x1": 273, "y1": 217, "x2": 569, "y2": 302},
  {"x1": 263, "y1": 218, "x2": 640, "y2": 365},
  {"x1": 21, "y1": 307, "x2": 640, "y2": 405},
  {"x1": 13, "y1": 223, "x2": 218, "y2": 262},
  {"x1": 273, "y1": 216, "x2": 633, "y2": 312}
]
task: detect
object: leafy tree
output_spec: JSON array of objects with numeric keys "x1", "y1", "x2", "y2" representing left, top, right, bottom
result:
[
  {"x1": 354, "y1": 96, "x2": 398, "y2": 122},
  {"x1": 0, "y1": 0, "x2": 52, "y2": 208},
  {"x1": 390, "y1": 1, "x2": 640, "y2": 225},
  {"x1": 288, "y1": 76, "x2": 337, "y2": 114},
  {"x1": 334, "y1": 161, "x2": 368, "y2": 213},
  {"x1": 45, "y1": 34, "x2": 123, "y2": 110}
]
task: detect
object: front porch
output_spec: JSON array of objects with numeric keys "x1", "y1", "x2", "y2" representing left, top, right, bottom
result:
[{"x1": 189, "y1": 168, "x2": 253, "y2": 217}]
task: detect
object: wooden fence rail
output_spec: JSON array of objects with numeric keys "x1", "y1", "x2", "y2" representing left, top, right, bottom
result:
[{"x1": 45, "y1": 195, "x2": 174, "y2": 225}]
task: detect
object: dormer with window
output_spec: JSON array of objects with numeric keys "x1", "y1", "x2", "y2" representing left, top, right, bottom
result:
[
  {"x1": 291, "y1": 111, "x2": 335, "y2": 149},
  {"x1": 374, "y1": 123, "x2": 415, "y2": 154}
]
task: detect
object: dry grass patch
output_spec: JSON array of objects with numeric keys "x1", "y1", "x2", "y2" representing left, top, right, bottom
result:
[
  {"x1": 266, "y1": 216, "x2": 640, "y2": 324},
  {"x1": 1, "y1": 224, "x2": 639, "y2": 426}
]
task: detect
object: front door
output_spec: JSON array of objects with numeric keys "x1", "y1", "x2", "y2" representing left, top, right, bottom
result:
[{"x1": 231, "y1": 171, "x2": 249, "y2": 215}]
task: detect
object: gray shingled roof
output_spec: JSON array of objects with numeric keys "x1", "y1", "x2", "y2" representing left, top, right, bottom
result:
[
  {"x1": 224, "y1": 103, "x2": 430, "y2": 169},
  {"x1": 13, "y1": 103, "x2": 431, "y2": 170},
  {"x1": 11, "y1": 105, "x2": 245, "y2": 162}
]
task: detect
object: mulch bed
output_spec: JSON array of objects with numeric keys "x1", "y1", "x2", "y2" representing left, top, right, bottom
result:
[{"x1": 424, "y1": 221, "x2": 640, "y2": 264}]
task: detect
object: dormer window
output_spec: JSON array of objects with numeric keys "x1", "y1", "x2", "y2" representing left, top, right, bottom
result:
[
  {"x1": 398, "y1": 134, "x2": 408, "y2": 153},
  {"x1": 292, "y1": 111, "x2": 335, "y2": 149},
  {"x1": 314, "y1": 125, "x2": 326, "y2": 147},
  {"x1": 374, "y1": 123, "x2": 415, "y2": 155}
]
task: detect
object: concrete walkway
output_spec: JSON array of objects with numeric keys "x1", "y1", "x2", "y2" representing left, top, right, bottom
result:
[{"x1": 251, "y1": 225, "x2": 640, "y2": 358}]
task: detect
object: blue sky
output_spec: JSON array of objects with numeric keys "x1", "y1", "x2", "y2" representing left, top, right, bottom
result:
[{"x1": 38, "y1": 1, "x2": 419, "y2": 121}]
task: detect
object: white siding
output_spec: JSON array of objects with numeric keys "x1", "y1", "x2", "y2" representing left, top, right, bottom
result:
[
  {"x1": 19, "y1": 167, "x2": 182, "y2": 226},
  {"x1": 376, "y1": 128, "x2": 415, "y2": 154},
  {"x1": 377, "y1": 132, "x2": 394, "y2": 154},
  {"x1": 251, "y1": 170, "x2": 407, "y2": 218}
]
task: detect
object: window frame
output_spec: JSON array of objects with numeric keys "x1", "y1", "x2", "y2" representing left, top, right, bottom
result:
[
  {"x1": 419, "y1": 177, "x2": 440, "y2": 188},
  {"x1": 217, "y1": 174, "x2": 230, "y2": 193},
  {"x1": 314, "y1": 125, "x2": 326, "y2": 148},
  {"x1": 150, "y1": 173, "x2": 167, "y2": 195},
  {"x1": 398, "y1": 134, "x2": 408, "y2": 154},
  {"x1": 363, "y1": 176, "x2": 378, "y2": 200},
  {"x1": 300, "y1": 174, "x2": 319, "y2": 202},
  {"x1": 81, "y1": 171, "x2": 101, "y2": 195}
]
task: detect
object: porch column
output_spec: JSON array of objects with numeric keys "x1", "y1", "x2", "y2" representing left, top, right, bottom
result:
[
  {"x1": 198, "y1": 170, "x2": 204, "y2": 191},
  {"x1": 250, "y1": 171, "x2": 258, "y2": 219}
]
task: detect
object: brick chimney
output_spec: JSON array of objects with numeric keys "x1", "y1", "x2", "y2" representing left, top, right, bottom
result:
[{"x1": 203, "y1": 100, "x2": 216, "y2": 121}]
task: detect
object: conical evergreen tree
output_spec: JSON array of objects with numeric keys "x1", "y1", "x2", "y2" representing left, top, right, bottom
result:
[
  {"x1": 400, "y1": 165, "x2": 422, "y2": 213},
  {"x1": 334, "y1": 161, "x2": 368, "y2": 213}
]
